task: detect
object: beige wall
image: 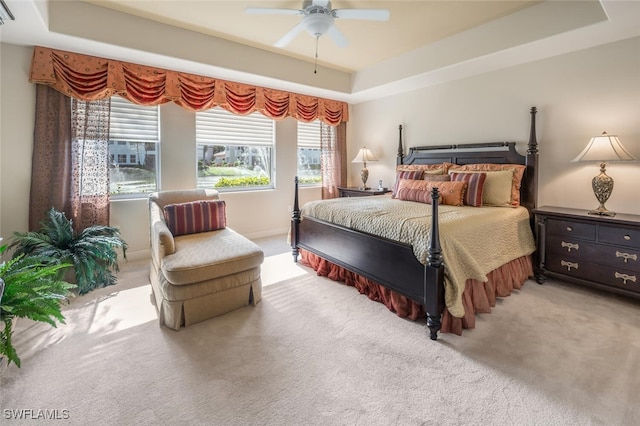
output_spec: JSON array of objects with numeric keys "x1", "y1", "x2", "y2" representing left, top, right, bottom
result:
[
  {"x1": 2, "y1": 37, "x2": 639, "y2": 259},
  {"x1": 349, "y1": 36, "x2": 640, "y2": 216},
  {"x1": 0, "y1": 44, "x2": 35, "y2": 241}
]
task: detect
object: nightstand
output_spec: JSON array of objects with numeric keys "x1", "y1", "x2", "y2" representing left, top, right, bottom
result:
[
  {"x1": 338, "y1": 187, "x2": 391, "y2": 197},
  {"x1": 533, "y1": 206, "x2": 640, "y2": 299}
]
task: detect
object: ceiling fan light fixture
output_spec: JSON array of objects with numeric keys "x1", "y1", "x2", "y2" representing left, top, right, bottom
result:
[{"x1": 304, "y1": 14, "x2": 333, "y2": 37}]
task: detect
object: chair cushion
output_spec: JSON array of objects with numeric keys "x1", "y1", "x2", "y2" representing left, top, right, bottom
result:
[
  {"x1": 164, "y1": 200, "x2": 226, "y2": 236},
  {"x1": 161, "y1": 227, "x2": 264, "y2": 285}
]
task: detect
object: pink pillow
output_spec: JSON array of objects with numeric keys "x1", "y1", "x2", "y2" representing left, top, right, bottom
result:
[
  {"x1": 396, "y1": 179, "x2": 467, "y2": 206},
  {"x1": 449, "y1": 172, "x2": 487, "y2": 207},
  {"x1": 391, "y1": 170, "x2": 424, "y2": 198},
  {"x1": 164, "y1": 200, "x2": 226, "y2": 236}
]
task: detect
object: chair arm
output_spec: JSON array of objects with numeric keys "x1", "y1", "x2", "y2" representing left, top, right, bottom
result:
[
  {"x1": 149, "y1": 200, "x2": 175, "y2": 259},
  {"x1": 152, "y1": 220, "x2": 175, "y2": 258}
]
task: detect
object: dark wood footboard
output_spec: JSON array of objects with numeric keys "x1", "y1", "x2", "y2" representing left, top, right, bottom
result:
[{"x1": 291, "y1": 179, "x2": 445, "y2": 339}]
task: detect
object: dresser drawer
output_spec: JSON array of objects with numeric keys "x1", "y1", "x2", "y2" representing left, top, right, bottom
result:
[
  {"x1": 544, "y1": 255, "x2": 593, "y2": 281},
  {"x1": 546, "y1": 218, "x2": 596, "y2": 240},
  {"x1": 591, "y1": 264, "x2": 640, "y2": 294},
  {"x1": 546, "y1": 235, "x2": 640, "y2": 271},
  {"x1": 545, "y1": 256, "x2": 640, "y2": 294},
  {"x1": 599, "y1": 225, "x2": 640, "y2": 249}
]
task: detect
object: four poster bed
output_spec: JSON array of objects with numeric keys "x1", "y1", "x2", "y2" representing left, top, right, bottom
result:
[{"x1": 291, "y1": 107, "x2": 540, "y2": 340}]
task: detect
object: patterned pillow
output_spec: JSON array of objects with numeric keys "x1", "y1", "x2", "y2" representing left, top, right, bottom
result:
[
  {"x1": 164, "y1": 200, "x2": 227, "y2": 236},
  {"x1": 449, "y1": 172, "x2": 487, "y2": 207},
  {"x1": 396, "y1": 163, "x2": 448, "y2": 174},
  {"x1": 396, "y1": 179, "x2": 467, "y2": 206},
  {"x1": 391, "y1": 170, "x2": 424, "y2": 198},
  {"x1": 448, "y1": 163, "x2": 526, "y2": 206},
  {"x1": 423, "y1": 174, "x2": 451, "y2": 182}
]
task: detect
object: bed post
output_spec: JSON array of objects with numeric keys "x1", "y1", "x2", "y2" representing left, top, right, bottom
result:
[
  {"x1": 291, "y1": 176, "x2": 300, "y2": 262},
  {"x1": 523, "y1": 107, "x2": 539, "y2": 211},
  {"x1": 397, "y1": 124, "x2": 404, "y2": 165},
  {"x1": 425, "y1": 187, "x2": 445, "y2": 340}
]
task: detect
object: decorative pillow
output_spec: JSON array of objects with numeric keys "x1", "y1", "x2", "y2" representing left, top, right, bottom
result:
[
  {"x1": 449, "y1": 172, "x2": 487, "y2": 207},
  {"x1": 396, "y1": 163, "x2": 448, "y2": 175},
  {"x1": 391, "y1": 170, "x2": 424, "y2": 198},
  {"x1": 396, "y1": 179, "x2": 467, "y2": 206},
  {"x1": 423, "y1": 174, "x2": 451, "y2": 182},
  {"x1": 164, "y1": 200, "x2": 226, "y2": 236},
  {"x1": 449, "y1": 170, "x2": 513, "y2": 207},
  {"x1": 448, "y1": 163, "x2": 526, "y2": 206}
]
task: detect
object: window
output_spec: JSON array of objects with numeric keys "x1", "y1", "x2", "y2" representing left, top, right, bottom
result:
[
  {"x1": 196, "y1": 108, "x2": 275, "y2": 191},
  {"x1": 297, "y1": 120, "x2": 334, "y2": 185},
  {"x1": 108, "y1": 97, "x2": 159, "y2": 196}
]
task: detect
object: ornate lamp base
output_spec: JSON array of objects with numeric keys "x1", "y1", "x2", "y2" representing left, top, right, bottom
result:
[
  {"x1": 588, "y1": 162, "x2": 615, "y2": 217},
  {"x1": 360, "y1": 167, "x2": 369, "y2": 190}
]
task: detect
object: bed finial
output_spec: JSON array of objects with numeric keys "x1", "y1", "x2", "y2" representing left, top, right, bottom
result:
[
  {"x1": 528, "y1": 107, "x2": 538, "y2": 155},
  {"x1": 397, "y1": 125, "x2": 404, "y2": 164}
]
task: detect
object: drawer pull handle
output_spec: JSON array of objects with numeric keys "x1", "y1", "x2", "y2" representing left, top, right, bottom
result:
[
  {"x1": 624, "y1": 235, "x2": 631, "y2": 241},
  {"x1": 615, "y1": 272, "x2": 637, "y2": 285},
  {"x1": 561, "y1": 241, "x2": 579, "y2": 252},
  {"x1": 561, "y1": 260, "x2": 578, "y2": 271},
  {"x1": 566, "y1": 226, "x2": 573, "y2": 232},
  {"x1": 616, "y1": 251, "x2": 638, "y2": 263}
]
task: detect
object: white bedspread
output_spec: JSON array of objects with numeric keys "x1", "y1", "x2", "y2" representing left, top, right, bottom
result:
[{"x1": 301, "y1": 195, "x2": 536, "y2": 317}]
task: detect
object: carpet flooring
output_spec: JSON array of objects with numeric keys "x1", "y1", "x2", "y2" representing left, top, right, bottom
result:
[{"x1": 1, "y1": 235, "x2": 639, "y2": 425}]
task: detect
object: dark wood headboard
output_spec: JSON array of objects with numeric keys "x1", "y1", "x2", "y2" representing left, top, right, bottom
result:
[{"x1": 395, "y1": 107, "x2": 539, "y2": 211}]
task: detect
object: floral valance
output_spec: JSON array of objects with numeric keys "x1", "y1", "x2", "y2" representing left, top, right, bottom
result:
[{"x1": 29, "y1": 46, "x2": 348, "y2": 125}]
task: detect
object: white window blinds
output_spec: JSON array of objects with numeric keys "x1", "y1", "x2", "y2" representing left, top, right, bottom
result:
[
  {"x1": 297, "y1": 120, "x2": 322, "y2": 148},
  {"x1": 109, "y1": 96, "x2": 159, "y2": 142},
  {"x1": 196, "y1": 108, "x2": 274, "y2": 146}
]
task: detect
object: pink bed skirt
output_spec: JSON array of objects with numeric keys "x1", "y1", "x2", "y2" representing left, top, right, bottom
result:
[{"x1": 300, "y1": 250, "x2": 533, "y2": 335}]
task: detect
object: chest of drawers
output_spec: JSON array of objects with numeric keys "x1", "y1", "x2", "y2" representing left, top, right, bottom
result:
[{"x1": 533, "y1": 206, "x2": 640, "y2": 298}]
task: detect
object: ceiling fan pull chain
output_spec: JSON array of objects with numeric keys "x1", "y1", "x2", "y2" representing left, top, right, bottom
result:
[{"x1": 314, "y1": 35, "x2": 319, "y2": 74}]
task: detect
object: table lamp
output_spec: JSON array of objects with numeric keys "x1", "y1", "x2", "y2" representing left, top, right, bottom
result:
[
  {"x1": 351, "y1": 147, "x2": 378, "y2": 189},
  {"x1": 571, "y1": 131, "x2": 636, "y2": 216}
]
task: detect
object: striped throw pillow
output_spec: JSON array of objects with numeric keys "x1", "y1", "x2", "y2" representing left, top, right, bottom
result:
[
  {"x1": 396, "y1": 179, "x2": 467, "y2": 206},
  {"x1": 391, "y1": 170, "x2": 424, "y2": 198},
  {"x1": 449, "y1": 172, "x2": 487, "y2": 207},
  {"x1": 164, "y1": 200, "x2": 226, "y2": 236}
]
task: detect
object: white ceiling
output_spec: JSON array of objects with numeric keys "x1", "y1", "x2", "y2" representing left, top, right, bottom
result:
[{"x1": 1, "y1": 1, "x2": 639, "y2": 103}]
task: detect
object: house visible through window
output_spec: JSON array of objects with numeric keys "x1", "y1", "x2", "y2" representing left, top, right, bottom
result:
[
  {"x1": 108, "y1": 96, "x2": 160, "y2": 196},
  {"x1": 196, "y1": 108, "x2": 275, "y2": 191},
  {"x1": 297, "y1": 120, "x2": 333, "y2": 185}
]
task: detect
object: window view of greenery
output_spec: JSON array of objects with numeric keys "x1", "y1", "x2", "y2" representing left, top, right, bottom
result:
[
  {"x1": 196, "y1": 109, "x2": 274, "y2": 190},
  {"x1": 297, "y1": 120, "x2": 330, "y2": 185},
  {"x1": 108, "y1": 98, "x2": 159, "y2": 196},
  {"x1": 197, "y1": 145, "x2": 272, "y2": 189},
  {"x1": 297, "y1": 147, "x2": 321, "y2": 185},
  {"x1": 109, "y1": 141, "x2": 158, "y2": 195}
]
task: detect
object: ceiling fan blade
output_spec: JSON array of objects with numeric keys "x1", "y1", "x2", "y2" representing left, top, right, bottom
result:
[
  {"x1": 333, "y1": 9, "x2": 390, "y2": 21},
  {"x1": 244, "y1": 7, "x2": 303, "y2": 16},
  {"x1": 274, "y1": 22, "x2": 306, "y2": 47},
  {"x1": 326, "y1": 25, "x2": 348, "y2": 48}
]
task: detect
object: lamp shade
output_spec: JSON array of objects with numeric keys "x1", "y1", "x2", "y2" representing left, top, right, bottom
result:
[
  {"x1": 352, "y1": 147, "x2": 378, "y2": 163},
  {"x1": 572, "y1": 132, "x2": 636, "y2": 162}
]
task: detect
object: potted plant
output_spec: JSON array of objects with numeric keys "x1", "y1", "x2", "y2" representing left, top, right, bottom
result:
[
  {"x1": 9, "y1": 208, "x2": 128, "y2": 295},
  {"x1": 0, "y1": 243, "x2": 76, "y2": 368}
]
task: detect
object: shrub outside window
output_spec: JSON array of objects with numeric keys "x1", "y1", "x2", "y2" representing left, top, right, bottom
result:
[
  {"x1": 108, "y1": 97, "x2": 159, "y2": 196},
  {"x1": 297, "y1": 120, "x2": 322, "y2": 186},
  {"x1": 196, "y1": 108, "x2": 275, "y2": 191}
]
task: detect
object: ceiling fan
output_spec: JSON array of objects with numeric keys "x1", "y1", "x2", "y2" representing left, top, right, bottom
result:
[{"x1": 245, "y1": 0, "x2": 390, "y2": 48}]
